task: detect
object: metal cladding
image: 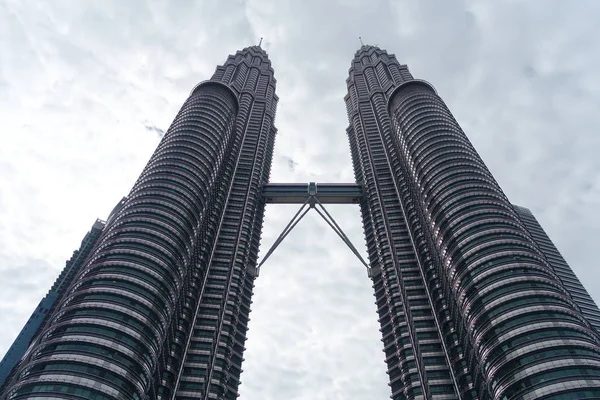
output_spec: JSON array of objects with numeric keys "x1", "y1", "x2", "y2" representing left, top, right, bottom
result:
[
  {"x1": 347, "y1": 45, "x2": 600, "y2": 399},
  {"x1": 3, "y1": 46, "x2": 277, "y2": 400}
]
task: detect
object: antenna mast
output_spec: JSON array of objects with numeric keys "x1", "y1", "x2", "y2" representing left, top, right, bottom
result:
[
  {"x1": 359, "y1": 36, "x2": 364, "y2": 46},
  {"x1": 258, "y1": 37, "x2": 263, "y2": 47}
]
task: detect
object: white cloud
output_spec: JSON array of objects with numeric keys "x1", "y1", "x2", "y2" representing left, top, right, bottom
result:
[{"x1": 1, "y1": 0, "x2": 600, "y2": 399}]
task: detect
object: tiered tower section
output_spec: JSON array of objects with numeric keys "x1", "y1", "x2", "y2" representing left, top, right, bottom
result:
[
  {"x1": 2, "y1": 46, "x2": 277, "y2": 400},
  {"x1": 172, "y1": 46, "x2": 277, "y2": 400},
  {"x1": 347, "y1": 45, "x2": 600, "y2": 400},
  {"x1": 387, "y1": 71, "x2": 600, "y2": 400},
  {"x1": 346, "y1": 45, "x2": 461, "y2": 400}
]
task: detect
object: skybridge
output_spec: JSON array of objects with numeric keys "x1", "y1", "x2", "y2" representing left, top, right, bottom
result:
[
  {"x1": 263, "y1": 182, "x2": 362, "y2": 205},
  {"x1": 259, "y1": 182, "x2": 374, "y2": 276}
]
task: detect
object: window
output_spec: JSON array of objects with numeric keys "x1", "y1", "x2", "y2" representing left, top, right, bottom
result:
[
  {"x1": 502, "y1": 367, "x2": 600, "y2": 398},
  {"x1": 14, "y1": 383, "x2": 116, "y2": 400}
]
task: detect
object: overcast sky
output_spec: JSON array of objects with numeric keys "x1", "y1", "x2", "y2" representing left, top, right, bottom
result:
[{"x1": 1, "y1": 1, "x2": 600, "y2": 399}]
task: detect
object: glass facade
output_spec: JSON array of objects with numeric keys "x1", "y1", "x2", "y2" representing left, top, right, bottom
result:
[
  {"x1": 346, "y1": 45, "x2": 600, "y2": 399},
  {"x1": 1, "y1": 46, "x2": 278, "y2": 400}
]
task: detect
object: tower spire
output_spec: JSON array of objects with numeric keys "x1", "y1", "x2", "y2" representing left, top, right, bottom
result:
[
  {"x1": 258, "y1": 37, "x2": 263, "y2": 47},
  {"x1": 359, "y1": 36, "x2": 364, "y2": 46}
]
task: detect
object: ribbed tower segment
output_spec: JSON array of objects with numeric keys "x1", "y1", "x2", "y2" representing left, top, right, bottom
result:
[
  {"x1": 386, "y1": 62, "x2": 600, "y2": 398},
  {"x1": 2, "y1": 52, "x2": 260, "y2": 399},
  {"x1": 346, "y1": 46, "x2": 461, "y2": 400},
  {"x1": 171, "y1": 46, "x2": 277, "y2": 400}
]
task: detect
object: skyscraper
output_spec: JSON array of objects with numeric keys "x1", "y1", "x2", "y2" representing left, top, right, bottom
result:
[
  {"x1": 2, "y1": 44, "x2": 600, "y2": 400},
  {"x1": 346, "y1": 45, "x2": 600, "y2": 399},
  {"x1": 1, "y1": 46, "x2": 277, "y2": 400}
]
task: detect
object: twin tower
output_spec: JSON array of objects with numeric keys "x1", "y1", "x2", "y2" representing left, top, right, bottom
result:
[{"x1": 3, "y1": 46, "x2": 600, "y2": 400}]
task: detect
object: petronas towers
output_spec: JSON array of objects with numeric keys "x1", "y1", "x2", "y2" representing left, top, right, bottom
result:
[{"x1": 2, "y1": 45, "x2": 600, "y2": 400}]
